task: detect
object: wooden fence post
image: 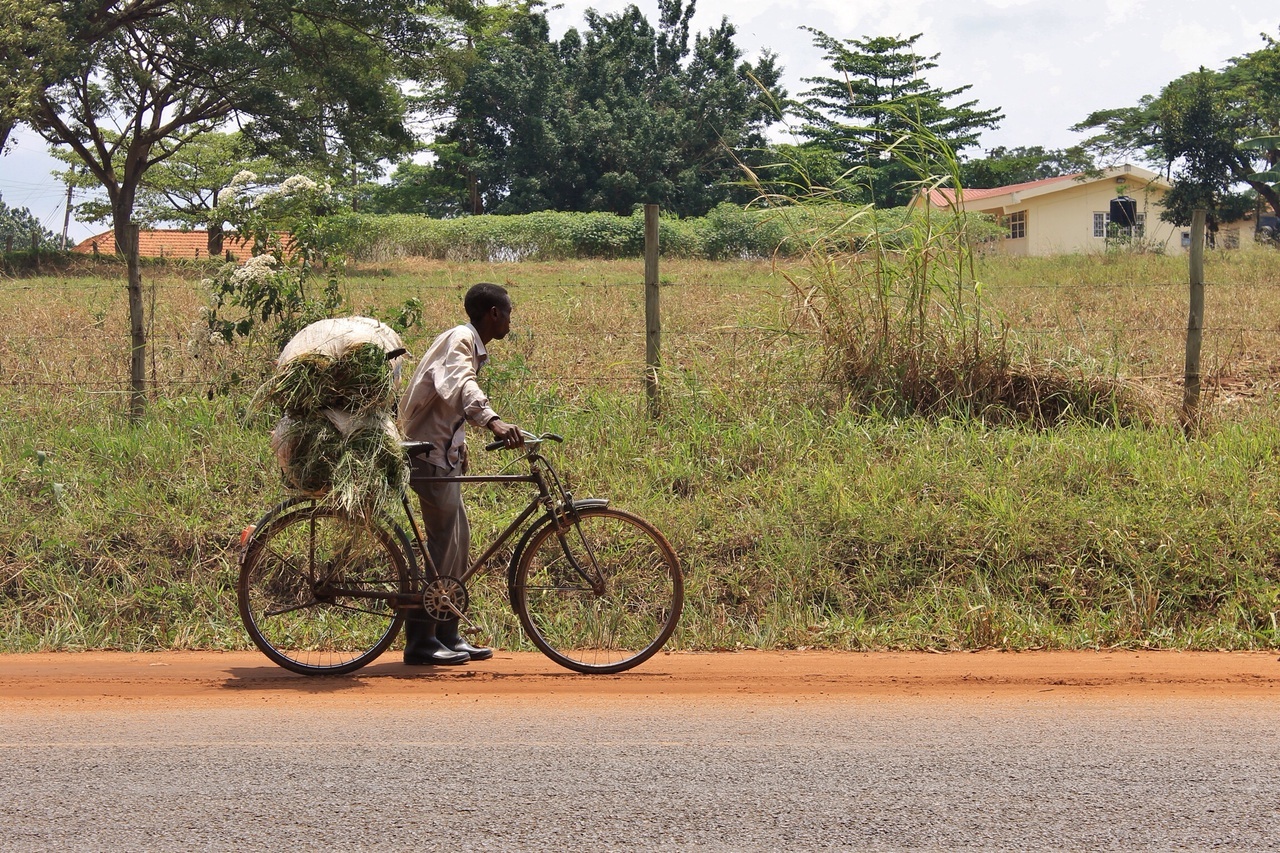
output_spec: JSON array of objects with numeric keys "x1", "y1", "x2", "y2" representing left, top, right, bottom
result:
[
  {"x1": 644, "y1": 203, "x2": 660, "y2": 419},
  {"x1": 1181, "y1": 208, "x2": 1206, "y2": 435}
]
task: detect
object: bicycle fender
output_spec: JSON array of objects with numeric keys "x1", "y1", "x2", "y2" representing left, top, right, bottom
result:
[
  {"x1": 505, "y1": 498, "x2": 610, "y2": 586},
  {"x1": 238, "y1": 496, "x2": 315, "y2": 561}
]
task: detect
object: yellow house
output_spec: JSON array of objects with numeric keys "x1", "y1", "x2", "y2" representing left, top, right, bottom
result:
[{"x1": 920, "y1": 164, "x2": 1180, "y2": 256}]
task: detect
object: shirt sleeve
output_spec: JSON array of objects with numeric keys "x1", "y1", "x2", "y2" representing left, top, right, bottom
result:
[{"x1": 434, "y1": 331, "x2": 500, "y2": 427}]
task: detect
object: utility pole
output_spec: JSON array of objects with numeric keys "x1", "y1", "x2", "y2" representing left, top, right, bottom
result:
[{"x1": 61, "y1": 182, "x2": 73, "y2": 250}]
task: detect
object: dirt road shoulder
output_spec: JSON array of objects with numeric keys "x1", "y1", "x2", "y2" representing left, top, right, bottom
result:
[{"x1": 2, "y1": 650, "x2": 1279, "y2": 709}]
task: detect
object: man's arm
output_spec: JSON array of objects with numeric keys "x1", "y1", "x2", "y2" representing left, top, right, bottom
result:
[
  {"x1": 436, "y1": 330, "x2": 523, "y2": 448},
  {"x1": 434, "y1": 331, "x2": 499, "y2": 426}
]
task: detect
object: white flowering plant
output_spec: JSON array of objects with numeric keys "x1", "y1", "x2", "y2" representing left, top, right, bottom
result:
[{"x1": 198, "y1": 173, "x2": 345, "y2": 350}]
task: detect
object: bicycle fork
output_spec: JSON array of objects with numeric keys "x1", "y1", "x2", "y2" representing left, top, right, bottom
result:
[{"x1": 550, "y1": 507, "x2": 607, "y2": 595}]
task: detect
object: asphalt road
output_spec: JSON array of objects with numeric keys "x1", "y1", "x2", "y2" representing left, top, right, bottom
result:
[{"x1": 1, "y1": 651, "x2": 1277, "y2": 850}]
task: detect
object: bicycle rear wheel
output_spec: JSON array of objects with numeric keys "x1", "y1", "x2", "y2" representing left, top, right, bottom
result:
[
  {"x1": 510, "y1": 507, "x2": 682, "y2": 674},
  {"x1": 238, "y1": 504, "x2": 409, "y2": 675}
]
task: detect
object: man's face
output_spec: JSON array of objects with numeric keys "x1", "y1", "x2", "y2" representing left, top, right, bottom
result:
[{"x1": 489, "y1": 300, "x2": 512, "y2": 340}]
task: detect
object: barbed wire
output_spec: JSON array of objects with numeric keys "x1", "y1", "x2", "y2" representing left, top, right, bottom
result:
[
  {"x1": 5, "y1": 324, "x2": 1280, "y2": 347},
  {"x1": 6, "y1": 277, "x2": 1280, "y2": 294}
]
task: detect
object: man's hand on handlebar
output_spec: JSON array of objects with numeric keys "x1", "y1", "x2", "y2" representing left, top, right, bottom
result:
[{"x1": 487, "y1": 417, "x2": 525, "y2": 449}]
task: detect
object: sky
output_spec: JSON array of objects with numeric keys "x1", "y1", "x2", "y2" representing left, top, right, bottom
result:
[{"x1": 3, "y1": 0, "x2": 1277, "y2": 244}]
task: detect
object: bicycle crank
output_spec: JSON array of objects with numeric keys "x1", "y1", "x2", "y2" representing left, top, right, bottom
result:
[{"x1": 420, "y1": 577, "x2": 469, "y2": 622}]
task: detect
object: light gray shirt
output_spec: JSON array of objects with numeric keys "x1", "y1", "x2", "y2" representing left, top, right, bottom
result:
[{"x1": 398, "y1": 323, "x2": 500, "y2": 469}]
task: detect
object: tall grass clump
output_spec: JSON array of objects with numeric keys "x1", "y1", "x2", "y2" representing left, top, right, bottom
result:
[{"x1": 756, "y1": 122, "x2": 1150, "y2": 426}]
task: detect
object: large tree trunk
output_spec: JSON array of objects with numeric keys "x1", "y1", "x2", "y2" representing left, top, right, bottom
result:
[
  {"x1": 114, "y1": 216, "x2": 146, "y2": 421},
  {"x1": 1254, "y1": 181, "x2": 1280, "y2": 219},
  {"x1": 468, "y1": 170, "x2": 482, "y2": 215}
]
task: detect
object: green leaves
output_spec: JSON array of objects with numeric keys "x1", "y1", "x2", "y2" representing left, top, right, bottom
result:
[
  {"x1": 796, "y1": 30, "x2": 1003, "y2": 209},
  {"x1": 423, "y1": 0, "x2": 783, "y2": 217}
]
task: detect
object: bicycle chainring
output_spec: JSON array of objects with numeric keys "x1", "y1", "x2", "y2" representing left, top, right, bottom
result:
[{"x1": 421, "y1": 577, "x2": 469, "y2": 621}]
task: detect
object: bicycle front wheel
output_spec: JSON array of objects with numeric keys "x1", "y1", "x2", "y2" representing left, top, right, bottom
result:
[
  {"x1": 238, "y1": 504, "x2": 409, "y2": 675},
  {"x1": 510, "y1": 507, "x2": 682, "y2": 674}
]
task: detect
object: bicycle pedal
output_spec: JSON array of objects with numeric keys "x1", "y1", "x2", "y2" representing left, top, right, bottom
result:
[{"x1": 463, "y1": 626, "x2": 483, "y2": 636}]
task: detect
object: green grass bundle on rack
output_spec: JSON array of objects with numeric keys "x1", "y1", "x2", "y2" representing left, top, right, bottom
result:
[{"x1": 256, "y1": 339, "x2": 407, "y2": 522}]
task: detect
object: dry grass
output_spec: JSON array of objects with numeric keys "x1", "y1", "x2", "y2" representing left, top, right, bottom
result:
[{"x1": 3, "y1": 252, "x2": 1280, "y2": 424}]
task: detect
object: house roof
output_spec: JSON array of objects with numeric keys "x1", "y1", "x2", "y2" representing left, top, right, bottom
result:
[
  {"x1": 922, "y1": 164, "x2": 1169, "y2": 209},
  {"x1": 71, "y1": 229, "x2": 254, "y2": 259}
]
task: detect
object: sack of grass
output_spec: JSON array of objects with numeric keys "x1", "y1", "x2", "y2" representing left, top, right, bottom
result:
[
  {"x1": 259, "y1": 317, "x2": 410, "y2": 520},
  {"x1": 263, "y1": 317, "x2": 407, "y2": 417},
  {"x1": 269, "y1": 409, "x2": 406, "y2": 517}
]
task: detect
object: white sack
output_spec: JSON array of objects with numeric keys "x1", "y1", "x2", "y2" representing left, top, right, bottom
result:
[{"x1": 277, "y1": 316, "x2": 407, "y2": 371}]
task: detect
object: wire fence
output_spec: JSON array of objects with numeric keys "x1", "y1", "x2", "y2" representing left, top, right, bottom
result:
[{"x1": 4, "y1": 271, "x2": 1280, "y2": 411}]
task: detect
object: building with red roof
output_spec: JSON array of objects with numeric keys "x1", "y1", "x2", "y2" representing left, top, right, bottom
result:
[
  {"x1": 916, "y1": 164, "x2": 1190, "y2": 256},
  {"x1": 71, "y1": 229, "x2": 257, "y2": 261}
]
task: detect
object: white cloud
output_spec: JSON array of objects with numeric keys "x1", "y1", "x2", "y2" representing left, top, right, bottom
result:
[
  {"x1": 1105, "y1": 0, "x2": 1149, "y2": 25},
  {"x1": 1161, "y1": 21, "x2": 1234, "y2": 68},
  {"x1": 1018, "y1": 52, "x2": 1061, "y2": 77}
]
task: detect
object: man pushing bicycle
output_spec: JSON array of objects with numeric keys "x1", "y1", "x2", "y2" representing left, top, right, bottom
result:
[{"x1": 397, "y1": 282, "x2": 525, "y2": 665}]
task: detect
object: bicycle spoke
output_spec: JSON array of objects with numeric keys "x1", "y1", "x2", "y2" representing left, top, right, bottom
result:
[
  {"x1": 264, "y1": 599, "x2": 318, "y2": 617},
  {"x1": 238, "y1": 506, "x2": 408, "y2": 676},
  {"x1": 511, "y1": 508, "x2": 682, "y2": 674}
]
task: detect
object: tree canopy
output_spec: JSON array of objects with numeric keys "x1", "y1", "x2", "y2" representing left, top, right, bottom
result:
[
  {"x1": 797, "y1": 30, "x2": 1003, "y2": 207},
  {"x1": 0, "y1": 196, "x2": 58, "y2": 250},
  {"x1": 14, "y1": 0, "x2": 446, "y2": 417},
  {"x1": 1072, "y1": 30, "x2": 1280, "y2": 225},
  {"x1": 413, "y1": 0, "x2": 784, "y2": 217},
  {"x1": 959, "y1": 146, "x2": 1094, "y2": 189}
]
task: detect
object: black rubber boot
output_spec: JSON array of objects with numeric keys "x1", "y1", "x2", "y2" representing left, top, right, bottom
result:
[
  {"x1": 404, "y1": 615, "x2": 470, "y2": 665},
  {"x1": 437, "y1": 617, "x2": 493, "y2": 662}
]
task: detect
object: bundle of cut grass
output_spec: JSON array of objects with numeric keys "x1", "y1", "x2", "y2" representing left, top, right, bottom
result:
[
  {"x1": 260, "y1": 342, "x2": 397, "y2": 417},
  {"x1": 271, "y1": 411, "x2": 406, "y2": 518},
  {"x1": 259, "y1": 318, "x2": 408, "y2": 521}
]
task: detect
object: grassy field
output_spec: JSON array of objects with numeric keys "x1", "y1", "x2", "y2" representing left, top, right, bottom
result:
[{"x1": 3, "y1": 251, "x2": 1280, "y2": 652}]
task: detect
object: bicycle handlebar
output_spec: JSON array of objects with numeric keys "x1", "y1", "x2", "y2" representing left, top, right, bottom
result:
[{"x1": 484, "y1": 431, "x2": 563, "y2": 453}]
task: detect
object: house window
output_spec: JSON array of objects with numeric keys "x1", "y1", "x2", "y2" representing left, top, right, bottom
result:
[
  {"x1": 1094, "y1": 211, "x2": 1146, "y2": 238},
  {"x1": 1007, "y1": 210, "x2": 1026, "y2": 240}
]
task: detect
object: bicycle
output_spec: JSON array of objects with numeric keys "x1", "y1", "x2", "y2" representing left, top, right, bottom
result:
[{"x1": 236, "y1": 432, "x2": 683, "y2": 676}]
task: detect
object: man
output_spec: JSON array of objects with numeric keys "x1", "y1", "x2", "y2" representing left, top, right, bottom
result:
[{"x1": 398, "y1": 282, "x2": 524, "y2": 665}]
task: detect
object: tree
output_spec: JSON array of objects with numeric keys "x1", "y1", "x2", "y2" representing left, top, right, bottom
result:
[
  {"x1": 750, "y1": 141, "x2": 857, "y2": 200},
  {"x1": 1072, "y1": 31, "x2": 1280, "y2": 225},
  {"x1": 1156, "y1": 69, "x2": 1245, "y2": 228},
  {"x1": 364, "y1": 158, "x2": 468, "y2": 217},
  {"x1": 960, "y1": 145, "x2": 1093, "y2": 188},
  {"x1": 422, "y1": 0, "x2": 783, "y2": 217},
  {"x1": 798, "y1": 30, "x2": 1003, "y2": 208},
  {"x1": 20, "y1": 0, "x2": 440, "y2": 419},
  {"x1": 136, "y1": 133, "x2": 283, "y2": 255},
  {"x1": 0, "y1": 197, "x2": 58, "y2": 250},
  {"x1": 55, "y1": 132, "x2": 281, "y2": 255},
  {"x1": 0, "y1": 0, "x2": 65, "y2": 153}
]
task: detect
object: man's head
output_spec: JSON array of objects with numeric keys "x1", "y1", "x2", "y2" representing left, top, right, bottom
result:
[{"x1": 465, "y1": 282, "x2": 512, "y2": 342}]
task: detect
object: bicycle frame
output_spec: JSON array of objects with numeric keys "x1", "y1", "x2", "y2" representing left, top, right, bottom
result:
[
  {"x1": 400, "y1": 469, "x2": 544, "y2": 588},
  {"x1": 241, "y1": 438, "x2": 608, "y2": 616},
  {"x1": 399, "y1": 441, "x2": 602, "y2": 592}
]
